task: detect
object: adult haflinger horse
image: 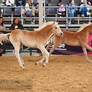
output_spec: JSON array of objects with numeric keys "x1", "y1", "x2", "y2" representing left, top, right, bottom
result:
[
  {"x1": 9, "y1": 21, "x2": 63, "y2": 69},
  {"x1": 46, "y1": 23, "x2": 92, "y2": 62}
]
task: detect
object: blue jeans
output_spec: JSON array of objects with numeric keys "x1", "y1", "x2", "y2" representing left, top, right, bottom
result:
[{"x1": 68, "y1": 10, "x2": 75, "y2": 23}]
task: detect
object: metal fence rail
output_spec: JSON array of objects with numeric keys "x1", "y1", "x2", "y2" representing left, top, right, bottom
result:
[{"x1": 0, "y1": 5, "x2": 91, "y2": 29}]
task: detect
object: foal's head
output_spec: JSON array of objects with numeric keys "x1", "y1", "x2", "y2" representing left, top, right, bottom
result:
[{"x1": 51, "y1": 22, "x2": 63, "y2": 36}]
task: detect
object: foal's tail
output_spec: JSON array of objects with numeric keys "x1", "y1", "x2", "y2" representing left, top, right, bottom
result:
[
  {"x1": 7, "y1": 33, "x2": 11, "y2": 40},
  {"x1": 0, "y1": 33, "x2": 11, "y2": 44}
]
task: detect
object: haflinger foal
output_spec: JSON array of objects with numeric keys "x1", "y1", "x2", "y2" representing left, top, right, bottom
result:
[
  {"x1": 9, "y1": 21, "x2": 63, "y2": 69},
  {"x1": 46, "y1": 23, "x2": 92, "y2": 62}
]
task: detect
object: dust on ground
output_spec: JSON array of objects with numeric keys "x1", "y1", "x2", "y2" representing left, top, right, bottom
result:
[{"x1": 0, "y1": 56, "x2": 92, "y2": 92}]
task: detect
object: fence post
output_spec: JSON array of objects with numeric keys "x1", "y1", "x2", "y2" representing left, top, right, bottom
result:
[
  {"x1": 38, "y1": 0, "x2": 43, "y2": 27},
  {"x1": 66, "y1": 5, "x2": 68, "y2": 29}
]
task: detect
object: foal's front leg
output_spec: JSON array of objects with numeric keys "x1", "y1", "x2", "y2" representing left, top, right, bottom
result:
[
  {"x1": 36, "y1": 46, "x2": 49, "y2": 66},
  {"x1": 46, "y1": 42, "x2": 53, "y2": 51},
  {"x1": 35, "y1": 58, "x2": 45, "y2": 65}
]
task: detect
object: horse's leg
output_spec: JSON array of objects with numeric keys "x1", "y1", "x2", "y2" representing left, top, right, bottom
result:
[
  {"x1": 14, "y1": 46, "x2": 24, "y2": 69},
  {"x1": 19, "y1": 44, "x2": 24, "y2": 65},
  {"x1": 11, "y1": 41, "x2": 24, "y2": 69},
  {"x1": 85, "y1": 44, "x2": 92, "y2": 51},
  {"x1": 46, "y1": 42, "x2": 53, "y2": 51},
  {"x1": 39, "y1": 42, "x2": 53, "y2": 56},
  {"x1": 36, "y1": 46, "x2": 49, "y2": 66},
  {"x1": 35, "y1": 58, "x2": 45, "y2": 65},
  {"x1": 82, "y1": 47, "x2": 92, "y2": 62},
  {"x1": 81, "y1": 43, "x2": 92, "y2": 62},
  {"x1": 13, "y1": 45, "x2": 24, "y2": 66},
  {"x1": 49, "y1": 43, "x2": 60, "y2": 55},
  {"x1": 49, "y1": 40, "x2": 63, "y2": 55},
  {"x1": 41, "y1": 47, "x2": 49, "y2": 66}
]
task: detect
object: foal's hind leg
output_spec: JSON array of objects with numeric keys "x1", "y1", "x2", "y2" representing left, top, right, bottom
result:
[
  {"x1": 14, "y1": 47, "x2": 24, "y2": 69},
  {"x1": 85, "y1": 44, "x2": 92, "y2": 51},
  {"x1": 13, "y1": 50, "x2": 24, "y2": 65},
  {"x1": 82, "y1": 47, "x2": 92, "y2": 62},
  {"x1": 82, "y1": 44, "x2": 92, "y2": 62},
  {"x1": 13, "y1": 43, "x2": 24, "y2": 69}
]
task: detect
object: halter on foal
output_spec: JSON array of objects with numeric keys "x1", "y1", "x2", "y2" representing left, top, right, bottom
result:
[
  {"x1": 9, "y1": 21, "x2": 63, "y2": 69},
  {"x1": 46, "y1": 23, "x2": 92, "y2": 62}
]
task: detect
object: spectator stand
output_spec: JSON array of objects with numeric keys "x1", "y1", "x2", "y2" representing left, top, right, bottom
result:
[
  {"x1": 0, "y1": 0, "x2": 91, "y2": 30},
  {"x1": 44, "y1": 2, "x2": 92, "y2": 30},
  {"x1": 0, "y1": 5, "x2": 39, "y2": 30},
  {"x1": 0, "y1": 2, "x2": 91, "y2": 30}
]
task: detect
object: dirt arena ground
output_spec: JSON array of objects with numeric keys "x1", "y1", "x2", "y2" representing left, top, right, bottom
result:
[{"x1": 0, "y1": 56, "x2": 92, "y2": 92}]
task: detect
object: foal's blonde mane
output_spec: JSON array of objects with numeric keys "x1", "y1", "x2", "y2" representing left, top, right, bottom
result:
[
  {"x1": 77, "y1": 23, "x2": 92, "y2": 32},
  {"x1": 35, "y1": 21, "x2": 56, "y2": 31}
]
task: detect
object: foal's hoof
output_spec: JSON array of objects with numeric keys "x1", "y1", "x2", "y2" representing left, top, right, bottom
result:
[
  {"x1": 22, "y1": 67, "x2": 24, "y2": 70},
  {"x1": 22, "y1": 68, "x2": 24, "y2": 70},
  {"x1": 20, "y1": 66, "x2": 24, "y2": 70},
  {"x1": 87, "y1": 60, "x2": 92, "y2": 62},
  {"x1": 23, "y1": 63, "x2": 24, "y2": 66},
  {"x1": 42, "y1": 63, "x2": 46, "y2": 67},
  {"x1": 35, "y1": 62, "x2": 37, "y2": 65},
  {"x1": 35, "y1": 62, "x2": 39, "y2": 65}
]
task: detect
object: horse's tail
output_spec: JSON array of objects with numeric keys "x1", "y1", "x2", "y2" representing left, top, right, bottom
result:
[
  {"x1": 7, "y1": 33, "x2": 11, "y2": 40},
  {"x1": 0, "y1": 33, "x2": 11, "y2": 44}
]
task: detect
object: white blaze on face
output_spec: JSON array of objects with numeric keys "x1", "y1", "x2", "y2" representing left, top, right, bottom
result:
[{"x1": 54, "y1": 22, "x2": 63, "y2": 36}]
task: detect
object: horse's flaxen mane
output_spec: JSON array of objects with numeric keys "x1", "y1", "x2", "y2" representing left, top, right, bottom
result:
[
  {"x1": 35, "y1": 21, "x2": 57, "y2": 31},
  {"x1": 77, "y1": 23, "x2": 92, "y2": 32}
]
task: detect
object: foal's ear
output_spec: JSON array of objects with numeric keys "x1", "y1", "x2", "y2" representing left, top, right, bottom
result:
[
  {"x1": 53, "y1": 21, "x2": 58, "y2": 25},
  {"x1": 52, "y1": 22, "x2": 56, "y2": 27}
]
